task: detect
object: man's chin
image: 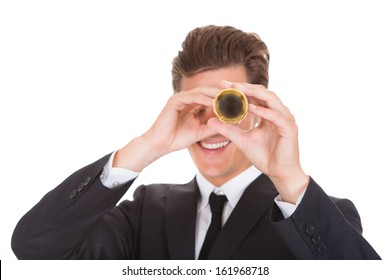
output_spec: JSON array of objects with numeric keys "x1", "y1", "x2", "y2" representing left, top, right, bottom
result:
[{"x1": 197, "y1": 166, "x2": 232, "y2": 183}]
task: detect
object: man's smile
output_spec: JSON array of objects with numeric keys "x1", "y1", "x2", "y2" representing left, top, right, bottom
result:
[{"x1": 198, "y1": 140, "x2": 231, "y2": 150}]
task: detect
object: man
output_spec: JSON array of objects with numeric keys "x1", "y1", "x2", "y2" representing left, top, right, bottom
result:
[{"x1": 11, "y1": 25, "x2": 380, "y2": 259}]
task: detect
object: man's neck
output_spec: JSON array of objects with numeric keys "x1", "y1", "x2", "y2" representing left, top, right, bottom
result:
[{"x1": 197, "y1": 165, "x2": 261, "y2": 188}]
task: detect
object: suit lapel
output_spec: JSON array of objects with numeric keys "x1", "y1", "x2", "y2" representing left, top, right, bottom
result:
[
  {"x1": 165, "y1": 178, "x2": 199, "y2": 259},
  {"x1": 208, "y1": 174, "x2": 278, "y2": 259}
]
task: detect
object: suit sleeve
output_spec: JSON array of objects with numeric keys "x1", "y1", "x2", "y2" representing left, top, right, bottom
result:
[
  {"x1": 271, "y1": 177, "x2": 381, "y2": 259},
  {"x1": 11, "y1": 154, "x2": 143, "y2": 260}
]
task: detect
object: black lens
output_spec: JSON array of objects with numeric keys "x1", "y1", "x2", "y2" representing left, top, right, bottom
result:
[{"x1": 218, "y1": 93, "x2": 243, "y2": 118}]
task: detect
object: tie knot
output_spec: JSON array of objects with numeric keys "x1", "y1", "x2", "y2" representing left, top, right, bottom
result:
[{"x1": 209, "y1": 192, "x2": 227, "y2": 214}]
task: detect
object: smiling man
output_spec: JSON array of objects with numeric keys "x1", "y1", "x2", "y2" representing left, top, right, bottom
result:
[{"x1": 12, "y1": 25, "x2": 380, "y2": 260}]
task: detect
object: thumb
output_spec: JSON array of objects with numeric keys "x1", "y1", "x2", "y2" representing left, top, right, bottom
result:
[
  {"x1": 207, "y1": 118, "x2": 245, "y2": 146},
  {"x1": 197, "y1": 123, "x2": 219, "y2": 141}
]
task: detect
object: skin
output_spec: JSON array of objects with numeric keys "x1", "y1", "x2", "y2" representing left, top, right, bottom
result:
[
  {"x1": 114, "y1": 66, "x2": 309, "y2": 204},
  {"x1": 182, "y1": 67, "x2": 258, "y2": 186}
]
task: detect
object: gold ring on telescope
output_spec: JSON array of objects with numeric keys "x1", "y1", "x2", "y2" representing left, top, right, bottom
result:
[{"x1": 213, "y1": 88, "x2": 248, "y2": 124}]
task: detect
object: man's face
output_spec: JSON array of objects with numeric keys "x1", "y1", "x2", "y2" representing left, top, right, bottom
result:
[{"x1": 181, "y1": 66, "x2": 258, "y2": 186}]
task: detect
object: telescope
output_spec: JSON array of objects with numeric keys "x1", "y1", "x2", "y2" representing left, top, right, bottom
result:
[{"x1": 213, "y1": 88, "x2": 248, "y2": 124}]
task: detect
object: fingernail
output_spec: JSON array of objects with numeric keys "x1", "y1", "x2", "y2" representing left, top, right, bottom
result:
[
  {"x1": 249, "y1": 104, "x2": 257, "y2": 110},
  {"x1": 235, "y1": 84, "x2": 246, "y2": 91},
  {"x1": 220, "y1": 80, "x2": 233, "y2": 87},
  {"x1": 207, "y1": 117, "x2": 217, "y2": 126}
]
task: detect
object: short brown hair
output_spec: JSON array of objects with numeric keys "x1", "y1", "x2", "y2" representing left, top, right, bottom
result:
[{"x1": 171, "y1": 25, "x2": 270, "y2": 92}]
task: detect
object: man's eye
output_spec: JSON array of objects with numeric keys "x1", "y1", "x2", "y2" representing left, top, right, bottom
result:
[{"x1": 195, "y1": 108, "x2": 206, "y2": 117}]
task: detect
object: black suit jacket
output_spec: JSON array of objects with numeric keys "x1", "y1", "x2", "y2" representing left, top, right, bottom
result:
[{"x1": 11, "y1": 154, "x2": 380, "y2": 259}]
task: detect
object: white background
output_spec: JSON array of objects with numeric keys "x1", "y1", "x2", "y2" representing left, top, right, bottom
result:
[{"x1": 1, "y1": 0, "x2": 389, "y2": 273}]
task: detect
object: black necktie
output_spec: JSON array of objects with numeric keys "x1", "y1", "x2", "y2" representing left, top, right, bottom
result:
[{"x1": 198, "y1": 192, "x2": 227, "y2": 259}]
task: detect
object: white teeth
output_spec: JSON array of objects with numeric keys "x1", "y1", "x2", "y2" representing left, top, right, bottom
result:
[{"x1": 200, "y1": 140, "x2": 230, "y2": 150}]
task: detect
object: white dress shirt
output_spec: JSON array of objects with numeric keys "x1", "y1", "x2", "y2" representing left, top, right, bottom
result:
[
  {"x1": 101, "y1": 152, "x2": 306, "y2": 259},
  {"x1": 194, "y1": 166, "x2": 261, "y2": 258}
]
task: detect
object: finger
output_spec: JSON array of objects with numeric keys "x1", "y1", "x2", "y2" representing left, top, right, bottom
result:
[
  {"x1": 192, "y1": 86, "x2": 221, "y2": 98},
  {"x1": 220, "y1": 80, "x2": 235, "y2": 89},
  {"x1": 240, "y1": 86, "x2": 285, "y2": 113},
  {"x1": 220, "y1": 80, "x2": 265, "y2": 93},
  {"x1": 207, "y1": 117, "x2": 246, "y2": 147},
  {"x1": 172, "y1": 86, "x2": 222, "y2": 109},
  {"x1": 249, "y1": 104, "x2": 297, "y2": 136},
  {"x1": 221, "y1": 80, "x2": 285, "y2": 112},
  {"x1": 169, "y1": 91, "x2": 214, "y2": 111},
  {"x1": 197, "y1": 124, "x2": 219, "y2": 141}
]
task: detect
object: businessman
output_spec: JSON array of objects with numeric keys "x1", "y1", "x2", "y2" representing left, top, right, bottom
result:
[{"x1": 12, "y1": 25, "x2": 380, "y2": 259}]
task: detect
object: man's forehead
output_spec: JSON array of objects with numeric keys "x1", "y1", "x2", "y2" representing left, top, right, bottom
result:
[{"x1": 180, "y1": 66, "x2": 248, "y2": 91}]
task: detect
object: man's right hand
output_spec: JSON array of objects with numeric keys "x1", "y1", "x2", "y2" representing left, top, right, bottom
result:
[{"x1": 113, "y1": 87, "x2": 219, "y2": 172}]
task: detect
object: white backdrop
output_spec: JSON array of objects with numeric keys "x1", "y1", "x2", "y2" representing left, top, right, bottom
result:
[{"x1": 1, "y1": 0, "x2": 389, "y2": 266}]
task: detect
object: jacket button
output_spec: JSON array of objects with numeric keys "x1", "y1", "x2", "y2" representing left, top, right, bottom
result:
[
  {"x1": 305, "y1": 224, "x2": 315, "y2": 235},
  {"x1": 83, "y1": 176, "x2": 92, "y2": 186},
  {"x1": 69, "y1": 188, "x2": 77, "y2": 199},
  {"x1": 312, "y1": 234, "x2": 321, "y2": 244},
  {"x1": 77, "y1": 183, "x2": 85, "y2": 193},
  {"x1": 317, "y1": 242, "x2": 327, "y2": 254}
]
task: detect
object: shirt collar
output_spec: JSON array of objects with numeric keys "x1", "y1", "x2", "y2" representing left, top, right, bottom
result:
[{"x1": 196, "y1": 166, "x2": 262, "y2": 211}]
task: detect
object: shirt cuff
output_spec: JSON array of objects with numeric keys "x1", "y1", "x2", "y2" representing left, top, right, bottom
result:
[
  {"x1": 100, "y1": 151, "x2": 140, "y2": 189},
  {"x1": 274, "y1": 188, "x2": 307, "y2": 219}
]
